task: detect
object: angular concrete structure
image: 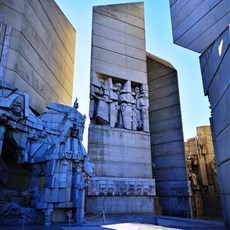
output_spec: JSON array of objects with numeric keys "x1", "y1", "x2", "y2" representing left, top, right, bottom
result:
[
  {"x1": 87, "y1": 3, "x2": 155, "y2": 214},
  {"x1": 147, "y1": 53, "x2": 191, "y2": 217},
  {"x1": 0, "y1": 0, "x2": 76, "y2": 113},
  {"x1": 169, "y1": 0, "x2": 230, "y2": 225},
  {"x1": 185, "y1": 126, "x2": 222, "y2": 219}
]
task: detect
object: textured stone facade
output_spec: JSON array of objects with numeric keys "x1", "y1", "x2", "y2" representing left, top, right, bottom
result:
[
  {"x1": 185, "y1": 126, "x2": 222, "y2": 219},
  {"x1": 0, "y1": 80, "x2": 94, "y2": 226},
  {"x1": 87, "y1": 2, "x2": 155, "y2": 214},
  {"x1": 0, "y1": 0, "x2": 75, "y2": 113},
  {"x1": 147, "y1": 53, "x2": 191, "y2": 217},
  {"x1": 169, "y1": 0, "x2": 230, "y2": 225}
]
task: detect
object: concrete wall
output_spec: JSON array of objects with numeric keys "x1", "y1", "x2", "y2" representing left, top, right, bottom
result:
[
  {"x1": 147, "y1": 53, "x2": 191, "y2": 217},
  {"x1": 170, "y1": 0, "x2": 229, "y2": 225},
  {"x1": 184, "y1": 126, "x2": 222, "y2": 218},
  {"x1": 169, "y1": 0, "x2": 229, "y2": 53},
  {"x1": 0, "y1": 0, "x2": 76, "y2": 113},
  {"x1": 88, "y1": 125, "x2": 152, "y2": 179},
  {"x1": 90, "y1": 2, "x2": 147, "y2": 87},
  {"x1": 87, "y1": 3, "x2": 155, "y2": 215},
  {"x1": 201, "y1": 26, "x2": 230, "y2": 225}
]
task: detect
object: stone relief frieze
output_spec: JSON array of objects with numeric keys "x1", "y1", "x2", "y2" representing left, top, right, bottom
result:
[{"x1": 90, "y1": 73, "x2": 149, "y2": 132}]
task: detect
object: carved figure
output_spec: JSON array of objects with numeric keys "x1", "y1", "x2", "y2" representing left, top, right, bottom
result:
[
  {"x1": 0, "y1": 80, "x2": 94, "y2": 226},
  {"x1": 90, "y1": 73, "x2": 150, "y2": 132}
]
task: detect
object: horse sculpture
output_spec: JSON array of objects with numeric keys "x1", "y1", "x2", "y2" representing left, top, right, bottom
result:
[{"x1": 0, "y1": 79, "x2": 94, "y2": 226}]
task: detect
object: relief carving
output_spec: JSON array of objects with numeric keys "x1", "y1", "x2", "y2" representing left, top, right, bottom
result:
[{"x1": 90, "y1": 73, "x2": 149, "y2": 132}]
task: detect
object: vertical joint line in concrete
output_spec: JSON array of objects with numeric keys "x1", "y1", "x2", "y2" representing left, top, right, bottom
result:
[
  {"x1": 0, "y1": 13, "x2": 3, "y2": 34},
  {"x1": 0, "y1": 24, "x2": 12, "y2": 79}
]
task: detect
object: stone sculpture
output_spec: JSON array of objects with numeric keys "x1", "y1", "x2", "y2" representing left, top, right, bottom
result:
[
  {"x1": 89, "y1": 73, "x2": 149, "y2": 132},
  {"x1": 0, "y1": 79, "x2": 94, "y2": 226}
]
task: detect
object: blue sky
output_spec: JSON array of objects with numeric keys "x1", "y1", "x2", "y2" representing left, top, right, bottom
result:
[{"x1": 55, "y1": 0, "x2": 211, "y2": 146}]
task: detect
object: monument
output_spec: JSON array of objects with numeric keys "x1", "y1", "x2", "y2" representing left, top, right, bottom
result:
[
  {"x1": 0, "y1": 0, "x2": 75, "y2": 113},
  {"x1": 0, "y1": 0, "x2": 95, "y2": 226},
  {"x1": 0, "y1": 79, "x2": 94, "y2": 226},
  {"x1": 87, "y1": 2, "x2": 155, "y2": 214},
  {"x1": 86, "y1": 2, "x2": 191, "y2": 217},
  {"x1": 185, "y1": 126, "x2": 222, "y2": 218},
  {"x1": 147, "y1": 53, "x2": 191, "y2": 217},
  {"x1": 169, "y1": 0, "x2": 230, "y2": 225}
]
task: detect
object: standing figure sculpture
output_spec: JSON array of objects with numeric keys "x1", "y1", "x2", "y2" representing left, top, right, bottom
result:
[
  {"x1": 89, "y1": 73, "x2": 149, "y2": 132},
  {"x1": 0, "y1": 80, "x2": 94, "y2": 226}
]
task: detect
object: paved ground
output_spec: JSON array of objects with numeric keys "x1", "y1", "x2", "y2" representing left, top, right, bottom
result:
[{"x1": 0, "y1": 214, "x2": 229, "y2": 230}]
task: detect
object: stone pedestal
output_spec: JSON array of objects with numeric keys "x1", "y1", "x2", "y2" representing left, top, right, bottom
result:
[{"x1": 87, "y1": 125, "x2": 155, "y2": 214}]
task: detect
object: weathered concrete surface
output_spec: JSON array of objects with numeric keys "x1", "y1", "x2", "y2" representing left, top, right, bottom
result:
[
  {"x1": 0, "y1": 0, "x2": 76, "y2": 113},
  {"x1": 185, "y1": 126, "x2": 222, "y2": 219},
  {"x1": 203, "y1": 26, "x2": 230, "y2": 226},
  {"x1": 0, "y1": 214, "x2": 228, "y2": 230},
  {"x1": 147, "y1": 53, "x2": 191, "y2": 217},
  {"x1": 170, "y1": 0, "x2": 230, "y2": 225},
  {"x1": 169, "y1": 0, "x2": 229, "y2": 53},
  {"x1": 87, "y1": 2, "x2": 154, "y2": 215}
]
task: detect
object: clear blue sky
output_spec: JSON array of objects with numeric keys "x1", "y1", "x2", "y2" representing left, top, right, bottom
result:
[{"x1": 55, "y1": 0, "x2": 211, "y2": 146}]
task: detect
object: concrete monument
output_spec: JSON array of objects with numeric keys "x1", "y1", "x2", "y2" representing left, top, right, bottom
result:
[
  {"x1": 0, "y1": 0, "x2": 75, "y2": 113},
  {"x1": 169, "y1": 0, "x2": 230, "y2": 225},
  {"x1": 87, "y1": 3, "x2": 155, "y2": 214},
  {"x1": 0, "y1": 79, "x2": 94, "y2": 226},
  {"x1": 147, "y1": 53, "x2": 191, "y2": 217},
  {"x1": 185, "y1": 126, "x2": 222, "y2": 219}
]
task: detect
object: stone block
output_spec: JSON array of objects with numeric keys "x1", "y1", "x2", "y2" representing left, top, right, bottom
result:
[
  {"x1": 153, "y1": 154, "x2": 187, "y2": 169},
  {"x1": 88, "y1": 125, "x2": 150, "y2": 148},
  {"x1": 93, "y1": 11, "x2": 144, "y2": 40},
  {"x1": 156, "y1": 181, "x2": 190, "y2": 196},
  {"x1": 170, "y1": 0, "x2": 190, "y2": 17},
  {"x1": 125, "y1": 3, "x2": 144, "y2": 19},
  {"x1": 149, "y1": 82, "x2": 179, "y2": 101},
  {"x1": 153, "y1": 140, "x2": 185, "y2": 156},
  {"x1": 92, "y1": 59, "x2": 147, "y2": 83},
  {"x1": 171, "y1": 0, "x2": 229, "y2": 52},
  {"x1": 212, "y1": 88, "x2": 230, "y2": 136},
  {"x1": 148, "y1": 72, "x2": 177, "y2": 91},
  {"x1": 201, "y1": 27, "x2": 229, "y2": 95},
  {"x1": 215, "y1": 125, "x2": 230, "y2": 165},
  {"x1": 208, "y1": 50, "x2": 229, "y2": 109},
  {"x1": 159, "y1": 196, "x2": 191, "y2": 217},
  {"x1": 221, "y1": 194, "x2": 230, "y2": 225},
  {"x1": 92, "y1": 46, "x2": 146, "y2": 72},
  {"x1": 150, "y1": 116, "x2": 183, "y2": 133},
  {"x1": 89, "y1": 144, "x2": 152, "y2": 164},
  {"x1": 172, "y1": 0, "x2": 221, "y2": 30},
  {"x1": 155, "y1": 167, "x2": 187, "y2": 182},
  {"x1": 94, "y1": 5, "x2": 144, "y2": 28},
  {"x1": 86, "y1": 196, "x2": 154, "y2": 215},
  {"x1": 37, "y1": 0, "x2": 75, "y2": 56},
  {"x1": 149, "y1": 104, "x2": 182, "y2": 123},
  {"x1": 93, "y1": 161, "x2": 152, "y2": 178}
]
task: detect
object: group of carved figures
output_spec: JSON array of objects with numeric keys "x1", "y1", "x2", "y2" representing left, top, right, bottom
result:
[
  {"x1": 0, "y1": 80, "x2": 94, "y2": 226},
  {"x1": 89, "y1": 74, "x2": 149, "y2": 132}
]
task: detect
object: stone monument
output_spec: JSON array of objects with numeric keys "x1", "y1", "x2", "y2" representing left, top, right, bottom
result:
[
  {"x1": 87, "y1": 2, "x2": 155, "y2": 214},
  {"x1": 0, "y1": 79, "x2": 94, "y2": 226},
  {"x1": 169, "y1": 0, "x2": 230, "y2": 225}
]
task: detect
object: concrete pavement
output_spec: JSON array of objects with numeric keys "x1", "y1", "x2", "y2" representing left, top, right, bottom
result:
[{"x1": 0, "y1": 214, "x2": 229, "y2": 230}]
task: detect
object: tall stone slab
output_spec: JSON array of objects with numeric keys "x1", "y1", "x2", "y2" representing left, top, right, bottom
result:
[
  {"x1": 0, "y1": 0, "x2": 76, "y2": 113},
  {"x1": 170, "y1": 0, "x2": 230, "y2": 225},
  {"x1": 87, "y1": 3, "x2": 155, "y2": 214},
  {"x1": 147, "y1": 53, "x2": 191, "y2": 217}
]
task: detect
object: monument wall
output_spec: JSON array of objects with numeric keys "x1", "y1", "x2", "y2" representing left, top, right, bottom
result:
[
  {"x1": 0, "y1": 0, "x2": 75, "y2": 113},
  {"x1": 169, "y1": 0, "x2": 230, "y2": 225},
  {"x1": 147, "y1": 53, "x2": 191, "y2": 217},
  {"x1": 87, "y1": 3, "x2": 155, "y2": 214},
  {"x1": 185, "y1": 126, "x2": 222, "y2": 219}
]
